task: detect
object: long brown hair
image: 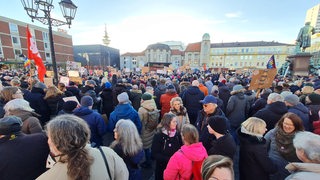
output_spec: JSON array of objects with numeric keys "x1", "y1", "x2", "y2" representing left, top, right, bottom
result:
[
  {"x1": 46, "y1": 115, "x2": 93, "y2": 180},
  {"x1": 276, "y1": 112, "x2": 304, "y2": 132}
]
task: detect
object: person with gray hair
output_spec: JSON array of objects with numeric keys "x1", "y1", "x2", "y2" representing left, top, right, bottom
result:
[
  {"x1": 253, "y1": 93, "x2": 288, "y2": 132},
  {"x1": 37, "y1": 114, "x2": 129, "y2": 180},
  {"x1": 110, "y1": 119, "x2": 144, "y2": 180},
  {"x1": 285, "y1": 131, "x2": 320, "y2": 179},
  {"x1": 4, "y1": 99, "x2": 42, "y2": 134}
]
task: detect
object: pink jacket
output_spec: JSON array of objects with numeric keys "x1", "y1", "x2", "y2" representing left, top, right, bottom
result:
[{"x1": 164, "y1": 142, "x2": 208, "y2": 180}]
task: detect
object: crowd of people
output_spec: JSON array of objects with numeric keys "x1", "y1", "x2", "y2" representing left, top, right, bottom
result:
[{"x1": 0, "y1": 69, "x2": 320, "y2": 180}]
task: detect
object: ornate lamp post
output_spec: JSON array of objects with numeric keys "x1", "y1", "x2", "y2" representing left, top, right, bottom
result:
[{"x1": 21, "y1": 0, "x2": 77, "y2": 84}]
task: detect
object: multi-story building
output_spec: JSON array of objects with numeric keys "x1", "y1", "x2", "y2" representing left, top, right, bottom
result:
[
  {"x1": 120, "y1": 52, "x2": 145, "y2": 70},
  {"x1": 305, "y1": 4, "x2": 320, "y2": 33},
  {"x1": 0, "y1": 15, "x2": 74, "y2": 68}
]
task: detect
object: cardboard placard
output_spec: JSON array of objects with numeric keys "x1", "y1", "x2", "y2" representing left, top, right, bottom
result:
[
  {"x1": 141, "y1": 67, "x2": 149, "y2": 74},
  {"x1": 68, "y1": 70, "x2": 79, "y2": 77},
  {"x1": 46, "y1": 71, "x2": 54, "y2": 77},
  {"x1": 249, "y1": 69, "x2": 277, "y2": 90},
  {"x1": 63, "y1": 96, "x2": 80, "y2": 105},
  {"x1": 69, "y1": 77, "x2": 83, "y2": 84},
  {"x1": 59, "y1": 76, "x2": 70, "y2": 86},
  {"x1": 44, "y1": 77, "x2": 54, "y2": 87}
]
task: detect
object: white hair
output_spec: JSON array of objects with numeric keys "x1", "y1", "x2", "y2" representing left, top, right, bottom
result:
[
  {"x1": 192, "y1": 80, "x2": 199, "y2": 87},
  {"x1": 268, "y1": 93, "x2": 284, "y2": 102},
  {"x1": 294, "y1": 131, "x2": 320, "y2": 163},
  {"x1": 4, "y1": 99, "x2": 34, "y2": 112}
]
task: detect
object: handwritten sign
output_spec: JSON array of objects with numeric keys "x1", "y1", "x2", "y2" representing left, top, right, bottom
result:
[{"x1": 249, "y1": 69, "x2": 277, "y2": 90}]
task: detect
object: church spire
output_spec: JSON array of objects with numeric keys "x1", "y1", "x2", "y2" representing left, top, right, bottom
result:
[{"x1": 102, "y1": 24, "x2": 111, "y2": 46}]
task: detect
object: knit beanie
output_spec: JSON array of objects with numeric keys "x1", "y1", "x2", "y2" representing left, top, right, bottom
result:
[
  {"x1": 284, "y1": 94, "x2": 300, "y2": 106},
  {"x1": 117, "y1": 92, "x2": 130, "y2": 104},
  {"x1": 63, "y1": 101, "x2": 78, "y2": 113},
  {"x1": 81, "y1": 96, "x2": 93, "y2": 107},
  {"x1": 208, "y1": 115, "x2": 228, "y2": 134},
  {"x1": 308, "y1": 93, "x2": 320, "y2": 104},
  {"x1": 0, "y1": 116, "x2": 22, "y2": 135}
]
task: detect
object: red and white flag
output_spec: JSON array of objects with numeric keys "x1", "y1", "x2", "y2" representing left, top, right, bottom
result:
[{"x1": 27, "y1": 25, "x2": 46, "y2": 82}]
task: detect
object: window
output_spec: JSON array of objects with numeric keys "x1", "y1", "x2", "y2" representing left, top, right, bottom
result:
[
  {"x1": 44, "y1": 42, "x2": 49, "y2": 49},
  {"x1": 9, "y1": 23, "x2": 19, "y2": 34},
  {"x1": 46, "y1": 53, "x2": 51, "y2": 58},
  {"x1": 42, "y1": 32, "x2": 49, "y2": 41},
  {"x1": 0, "y1": 48, "x2": 3, "y2": 57},
  {"x1": 12, "y1": 36, "x2": 20, "y2": 45}
]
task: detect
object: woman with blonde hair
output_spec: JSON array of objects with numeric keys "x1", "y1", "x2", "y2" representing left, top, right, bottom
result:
[
  {"x1": 4, "y1": 99, "x2": 42, "y2": 134},
  {"x1": 201, "y1": 155, "x2": 234, "y2": 180},
  {"x1": 237, "y1": 117, "x2": 276, "y2": 180},
  {"x1": 169, "y1": 97, "x2": 190, "y2": 132},
  {"x1": 151, "y1": 113, "x2": 183, "y2": 180},
  {"x1": 164, "y1": 124, "x2": 207, "y2": 180},
  {"x1": 44, "y1": 86, "x2": 65, "y2": 117},
  {"x1": 37, "y1": 114, "x2": 128, "y2": 180},
  {"x1": 110, "y1": 119, "x2": 144, "y2": 180}
]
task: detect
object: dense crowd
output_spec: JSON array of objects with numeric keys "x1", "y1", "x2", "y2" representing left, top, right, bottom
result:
[{"x1": 0, "y1": 70, "x2": 320, "y2": 180}]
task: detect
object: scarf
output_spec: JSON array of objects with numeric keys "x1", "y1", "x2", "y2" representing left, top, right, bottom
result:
[
  {"x1": 162, "y1": 128, "x2": 177, "y2": 137},
  {"x1": 275, "y1": 127, "x2": 299, "y2": 162}
]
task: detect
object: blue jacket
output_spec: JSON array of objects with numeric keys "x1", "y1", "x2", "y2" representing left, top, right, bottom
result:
[
  {"x1": 108, "y1": 103, "x2": 142, "y2": 133},
  {"x1": 73, "y1": 107, "x2": 107, "y2": 147}
]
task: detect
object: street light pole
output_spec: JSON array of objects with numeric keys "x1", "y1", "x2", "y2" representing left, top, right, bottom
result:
[{"x1": 21, "y1": 0, "x2": 77, "y2": 85}]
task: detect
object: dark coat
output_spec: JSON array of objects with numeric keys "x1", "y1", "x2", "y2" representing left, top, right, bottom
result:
[
  {"x1": 66, "y1": 86, "x2": 81, "y2": 100},
  {"x1": 253, "y1": 101, "x2": 288, "y2": 132},
  {"x1": 306, "y1": 103, "x2": 320, "y2": 123},
  {"x1": 226, "y1": 92, "x2": 250, "y2": 129},
  {"x1": 113, "y1": 144, "x2": 144, "y2": 180},
  {"x1": 249, "y1": 96, "x2": 268, "y2": 117},
  {"x1": 129, "y1": 90, "x2": 142, "y2": 111},
  {"x1": 100, "y1": 87, "x2": 114, "y2": 118},
  {"x1": 73, "y1": 107, "x2": 107, "y2": 147},
  {"x1": 195, "y1": 108, "x2": 230, "y2": 151},
  {"x1": 238, "y1": 129, "x2": 277, "y2": 180},
  {"x1": 208, "y1": 133, "x2": 237, "y2": 160},
  {"x1": 154, "y1": 84, "x2": 167, "y2": 110},
  {"x1": 0, "y1": 132, "x2": 49, "y2": 180},
  {"x1": 151, "y1": 131, "x2": 182, "y2": 180},
  {"x1": 182, "y1": 86, "x2": 205, "y2": 124},
  {"x1": 218, "y1": 85, "x2": 231, "y2": 113},
  {"x1": 45, "y1": 94, "x2": 65, "y2": 116},
  {"x1": 112, "y1": 83, "x2": 127, "y2": 107},
  {"x1": 24, "y1": 87, "x2": 50, "y2": 125},
  {"x1": 288, "y1": 103, "x2": 311, "y2": 131}
]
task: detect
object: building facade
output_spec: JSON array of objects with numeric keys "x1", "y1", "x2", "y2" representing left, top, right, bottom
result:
[
  {"x1": 305, "y1": 4, "x2": 320, "y2": 34},
  {"x1": 73, "y1": 44, "x2": 120, "y2": 70},
  {"x1": 0, "y1": 16, "x2": 74, "y2": 68}
]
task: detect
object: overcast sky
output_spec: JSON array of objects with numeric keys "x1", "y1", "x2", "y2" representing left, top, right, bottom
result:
[{"x1": 1, "y1": 0, "x2": 319, "y2": 54}]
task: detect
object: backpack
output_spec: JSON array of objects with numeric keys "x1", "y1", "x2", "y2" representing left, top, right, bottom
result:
[
  {"x1": 145, "y1": 108, "x2": 160, "y2": 131},
  {"x1": 180, "y1": 149, "x2": 204, "y2": 180}
]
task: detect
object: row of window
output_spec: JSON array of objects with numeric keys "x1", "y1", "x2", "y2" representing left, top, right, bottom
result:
[
  {"x1": 212, "y1": 47, "x2": 283, "y2": 54},
  {"x1": 210, "y1": 62, "x2": 280, "y2": 67}
]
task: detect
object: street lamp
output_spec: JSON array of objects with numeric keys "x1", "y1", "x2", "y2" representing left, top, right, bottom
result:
[{"x1": 21, "y1": 0, "x2": 77, "y2": 85}]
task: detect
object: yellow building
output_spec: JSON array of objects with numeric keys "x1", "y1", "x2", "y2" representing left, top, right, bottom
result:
[
  {"x1": 209, "y1": 41, "x2": 295, "y2": 70},
  {"x1": 305, "y1": 4, "x2": 320, "y2": 33}
]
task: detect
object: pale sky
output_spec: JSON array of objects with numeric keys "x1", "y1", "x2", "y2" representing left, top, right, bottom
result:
[{"x1": 1, "y1": 0, "x2": 319, "y2": 54}]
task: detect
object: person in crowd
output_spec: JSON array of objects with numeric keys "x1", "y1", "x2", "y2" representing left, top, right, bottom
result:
[
  {"x1": 299, "y1": 84, "x2": 314, "y2": 105},
  {"x1": 66, "y1": 81, "x2": 81, "y2": 100},
  {"x1": 44, "y1": 86, "x2": 65, "y2": 117},
  {"x1": 73, "y1": 96, "x2": 107, "y2": 147},
  {"x1": 284, "y1": 94, "x2": 311, "y2": 131},
  {"x1": 138, "y1": 93, "x2": 159, "y2": 168},
  {"x1": 160, "y1": 84, "x2": 178, "y2": 117},
  {"x1": 0, "y1": 86, "x2": 24, "y2": 118},
  {"x1": 58, "y1": 100, "x2": 79, "y2": 115},
  {"x1": 265, "y1": 112, "x2": 304, "y2": 180},
  {"x1": 182, "y1": 80, "x2": 205, "y2": 124},
  {"x1": 164, "y1": 124, "x2": 208, "y2": 179},
  {"x1": 201, "y1": 155, "x2": 234, "y2": 180},
  {"x1": 314, "y1": 85, "x2": 320, "y2": 95},
  {"x1": 24, "y1": 82, "x2": 51, "y2": 125},
  {"x1": 218, "y1": 80, "x2": 231, "y2": 113},
  {"x1": 237, "y1": 117, "x2": 277, "y2": 180},
  {"x1": 305, "y1": 93, "x2": 320, "y2": 123},
  {"x1": 199, "y1": 81, "x2": 209, "y2": 96},
  {"x1": 226, "y1": 84, "x2": 250, "y2": 142},
  {"x1": 145, "y1": 86, "x2": 154, "y2": 96},
  {"x1": 196, "y1": 95, "x2": 228, "y2": 151},
  {"x1": 179, "y1": 77, "x2": 191, "y2": 97},
  {"x1": 253, "y1": 93, "x2": 288, "y2": 132},
  {"x1": 4, "y1": 99, "x2": 42, "y2": 134},
  {"x1": 154, "y1": 78, "x2": 167, "y2": 110},
  {"x1": 313, "y1": 110, "x2": 320, "y2": 135},
  {"x1": 205, "y1": 76, "x2": 214, "y2": 95},
  {"x1": 100, "y1": 82, "x2": 114, "y2": 119},
  {"x1": 151, "y1": 113, "x2": 183, "y2": 180},
  {"x1": 285, "y1": 131, "x2": 320, "y2": 179},
  {"x1": 0, "y1": 116, "x2": 49, "y2": 180},
  {"x1": 249, "y1": 88, "x2": 272, "y2": 116},
  {"x1": 10, "y1": 78, "x2": 21, "y2": 87},
  {"x1": 169, "y1": 97, "x2": 190, "y2": 132},
  {"x1": 110, "y1": 119, "x2": 144, "y2": 180},
  {"x1": 37, "y1": 114, "x2": 129, "y2": 180},
  {"x1": 129, "y1": 84, "x2": 143, "y2": 111},
  {"x1": 207, "y1": 115, "x2": 236, "y2": 159},
  {"x1": 80, "y1": 80, "x2": 100, "y2": 110},
  {"x1": 108, "y1": 92, "x2": 142, "y2": 133},
  {"x1": 112, "y1": 79, "x2": 128, "y2": 107}
]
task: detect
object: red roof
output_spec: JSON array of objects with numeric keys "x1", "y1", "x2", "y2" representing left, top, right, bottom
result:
[
  {"x1": 171, "y1": 49, "x2": 184, "y2": 55},
  {"x1": 185, "y1": 42, "x2": 201, "y2": 52},
  {"x1": 121, "y1": 52, "x2": 145, "y2": 56}
]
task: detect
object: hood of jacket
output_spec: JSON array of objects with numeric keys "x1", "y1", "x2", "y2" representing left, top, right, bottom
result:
[
  {"x1": 7, "y1": 109, "x2": 40, "y2": 121},
  {"x1": 267, "y1": 101, "x2": 288, "y2": 115},
  {"x1": 232, "y1": 92, "x2": 245, "y2": 99},
  {"x1": 73, "y1": 106, "x2": 93, "y2": 116},
  {"x1": 156, "y1": 84, "x2": 167, "y2": 92},
  {"x1": 141, "y1": 99, "x2": 156, "y2": 111},
  {"x1": 290, "y1": 103, "x2": 309, "y2": 114},
  {"x1": 180, "y1": 142, "x2": 208, "y2": 161},
  {"x1": 186, "y1": 86, "x2": 202, "y2": 95},
  {"x1": 113, "y1": 104, "x2": 136, "y2": 118}
]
